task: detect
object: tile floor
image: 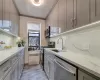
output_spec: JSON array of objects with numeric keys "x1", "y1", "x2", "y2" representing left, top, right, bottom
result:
[{"x1": 20, "y1": 65, "x2": 48, "y2": 80}]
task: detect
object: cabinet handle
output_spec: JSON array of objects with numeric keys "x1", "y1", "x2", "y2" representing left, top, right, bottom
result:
[
  {"x1": 74, "y1": 18, "x2": 77, "y2": 27},
  {"x1": 95, "y1": 0, "x2": 97, "y2": 16},
  {"x1": 71, "y1": 19, "x2": 74, "y2": 28}
]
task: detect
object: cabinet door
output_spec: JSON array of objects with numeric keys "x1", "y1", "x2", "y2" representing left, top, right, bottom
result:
[
  {"x1": 11, "y1": 61, "x2": 19, "y2": 80},
  {"x1": 10, "y1": 0, "x2": 18, "y2": 14},
  {"x1": 4, "y1": 71, "x2": 12, "y2": 80},
  {"x1": 2, "y1": 12, "x2": 11, "y2": 31},
  {"x1": 75, "y1": 0, "x2": 90, "y2": 28},
  {"x1": 3, "y1": 0, "x2": 10, "y2": 13},
  {"x1": 2, "y1": 0, "x2": 11, "y2": 31},
  {"x1": 58, "y1": 0, "x2": 67, "y2": 32},
  {"x1": 0, "y1": 0, "x2": 2, "y2": 28},
  {"x1": 51, "y1": 3, "x2": 59, "y2": 28},
  {"x1": 44, "y1": 55, "x2": 49, "y2": 78},
  {"x1": 78, "y1": 70, "x2": 96, "y2": 80},
  {"x1": 66, "y1": 0, "x2": 74, "y2": 30},
  {"x1": 10, "y1": 14, "x2": 18, "y2": 35},
  {"x1": 49, "y1": 60, "x2": 54, "y2": 80},
  {"x1": 90, "y1": 0, "x2": 100, "y2": 22}
]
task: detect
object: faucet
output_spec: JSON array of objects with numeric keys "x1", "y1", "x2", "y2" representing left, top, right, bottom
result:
[{"x1": 57, "y1": 37, "x2": 64, "y2": 50}]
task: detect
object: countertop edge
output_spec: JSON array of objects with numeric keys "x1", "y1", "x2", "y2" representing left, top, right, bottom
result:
[
  {"x1": 44, "y1": 48, "x2": 100, "y2": 78},
  {"x1": 0, "y1": 47, "x2": 25, "y2": 66}
]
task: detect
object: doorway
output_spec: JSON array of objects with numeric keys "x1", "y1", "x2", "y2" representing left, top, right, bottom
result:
[{"x1": 27, "y1": 22, "x2": 41, "y2": 65}]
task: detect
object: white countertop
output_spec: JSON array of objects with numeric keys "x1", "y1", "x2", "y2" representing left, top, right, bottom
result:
[
  {"x1": 45, "y1": 48, "x2": 100, "y2": 78},
  {"x1": 0, "y1": 47, "x2": 24, "y2": 65}
]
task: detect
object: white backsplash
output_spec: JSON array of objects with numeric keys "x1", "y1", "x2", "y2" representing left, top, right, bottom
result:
[
  {"x1": 0, "y1": 32, "x2": 17, "y2": 46},
  {"x1": 50, "y1": 21, "x2": 100, "y2": 58}
]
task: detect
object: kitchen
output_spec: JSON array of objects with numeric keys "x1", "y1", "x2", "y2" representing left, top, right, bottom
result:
[{"x1": 0, "y1": 0, "x2": 100, "y2": 80}]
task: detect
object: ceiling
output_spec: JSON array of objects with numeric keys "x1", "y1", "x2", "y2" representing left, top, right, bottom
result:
[{"x1": 14, "y1": 0, "x2": 58, "y2": 19}]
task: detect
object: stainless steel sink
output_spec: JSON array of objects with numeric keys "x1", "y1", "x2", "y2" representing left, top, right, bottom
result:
[
  {"x1": 51, "y1": 49, "x2": 67, "y2": 53},
  {"x1": 52, "y1": 49, "x2": 60, "y2": 52}
]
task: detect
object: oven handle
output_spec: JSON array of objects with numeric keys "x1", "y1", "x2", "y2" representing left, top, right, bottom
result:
[{"x1": 54, "y1": 60, "x2": 76, "y2": 76}]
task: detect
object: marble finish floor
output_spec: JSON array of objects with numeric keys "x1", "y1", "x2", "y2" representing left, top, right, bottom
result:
[{"x1": 20, "y1": 65, "x2": 48, "y2": 80}]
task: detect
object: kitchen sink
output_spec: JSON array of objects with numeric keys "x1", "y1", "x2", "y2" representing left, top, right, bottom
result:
[
  {"x1": 52, "y1": 49, "x2": 60, "y2": 52},
  {"x1": 52, "y1": 49, "x2": 67, "y2": 53}
]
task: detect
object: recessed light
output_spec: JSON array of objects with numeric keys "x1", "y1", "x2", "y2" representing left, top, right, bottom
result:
[{"x1": 30, "y1": 0, "x2": 43, "y2": 6}]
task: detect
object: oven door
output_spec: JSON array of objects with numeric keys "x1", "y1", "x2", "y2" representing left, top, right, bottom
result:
[{"x1": 54, "y1": 60, "x2": 76, "y2": 80}]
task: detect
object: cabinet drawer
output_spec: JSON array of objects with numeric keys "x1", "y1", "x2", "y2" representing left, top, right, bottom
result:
[
  {"x1": 0, "y1": 60, "x2": 11, "y2": 79},
  {"x1": 45, "y1": 50, "x2": 55, "y2": 60}
]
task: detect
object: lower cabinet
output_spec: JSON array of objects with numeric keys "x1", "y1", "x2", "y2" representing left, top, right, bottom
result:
[
  {"x1": 44, "y1": 50, "x2": 55, "y2": 80},
  {"x1": 11, "y1": 60, "x2": 19, "y2": 80},
  {"x1": 44, "y1": 54, "x2": 49, "y2": 78},
  {"x1": 78, "y1": 70, "x2": 97, "y2": 80},
  {"x1": 3, "y1": 71, "x2": 12, "y2": 80},
  {"x1": 48, "y1": 59, "x2": 54, "y2": 80},
  {"x1": 1, "y1": 48, "x2": 25, "y2": 80},
  {"x1": 18, "y1": 49, "x2": 25, "y2": 79},
  {"x1": 44, "y1": 50, "x2": 100, "y2": 80}
]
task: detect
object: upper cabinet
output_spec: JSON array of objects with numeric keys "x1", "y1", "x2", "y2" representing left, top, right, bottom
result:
[
  {"x1": 46, "y1": 0, "x2": 100, "y2": 37},
  {"x1": 58, "y1": 0, "x2": 67, "y2": 32},
  {"x1": 10, "y1": 0, "x2": 18, "y2": 14},
  {"x1": 0, "y1": 0, "x2": 3, "y2": 28},
  {"x1": 0, "y1": 0, "x2": 19, "y2": 36},
  {"x1": 51, "y1": 3, "x2": 58, "y2": 29},
  {"x1": 75, "y1": 0, "x2": 90, "y2": 28},
  {"x1": 66, "y1": 0, "x2": 74, "y2": 30},
  {"x1": 90, "y1": 0, "x2": 100, "y2": 22}
]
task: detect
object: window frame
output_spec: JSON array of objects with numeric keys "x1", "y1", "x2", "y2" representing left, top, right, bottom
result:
[{"x1": 28, "y1": 32, "x2": 40, "y2": 50}]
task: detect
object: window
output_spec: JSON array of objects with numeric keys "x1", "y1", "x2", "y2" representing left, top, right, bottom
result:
[{"x1": 28, "y1": 23, "x2": 40, "y2": 51}]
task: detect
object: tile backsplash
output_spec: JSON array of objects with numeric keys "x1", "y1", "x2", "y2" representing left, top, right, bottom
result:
[
  {"x1": 50, "y1": 21, "x2": 100, "y2": 58},
  {"x1": 0, "y1": 32, "x2": 17, "y2": 46}
]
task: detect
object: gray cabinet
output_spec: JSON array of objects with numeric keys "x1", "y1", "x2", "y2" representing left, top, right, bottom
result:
[
  {"x1": 0, "y1": 0, "x2": 19, "y2": 36},
  {"x1": 51, "y1": 3, "x2": 58, "y2": 28},
  {"x1": 3, "y1": 71, "x2": 12, "y2": 80},
  {"x1": 18, "y1": 49, "x2": 25, "y2": 79},
  {"x1": 90, "y1": 0, "x2": 100, "y2": 22},
  {"x1": 50, "y1": 2, "x2": 59, "y2": 35},
  {"x1": 11, "y1": 60, "x2": 19, "y2": 80},
  {"x1": 75, "y1": 0, "x2": 90, "y2": 28},
  {"x1": 58, "y1": 0, "x2": 67, "y2": 32},
  {"x1": 3, "y1": 0, "x2": 10, "y2": 13},
  {"x1": 48, "y1": 59, "x2": 54, "y2": 80},
  {"x1": 0, "y1": 0, "x2": 2, "y2": 28},
  {"x1": 78, "y1": 70, "x2": 97, "y2": 80},
  {"x1": 2, "y1": 0, "x2": 11, "y2": 31},
  {"x1": 0, "y1": 49, "x2": 24, "y2": 80},
  {"x1": 10, "y1": 14, "x2": 19, "y2": 35},
  {"x1": 44, "y1": 53, "x2": 49, "y2": 78},
  {"x1": 66, "y1": 0, "x2": 74, "y2": 30},
  {"x1": 44, "y1": 50, "x2": 55, "y2": 80},
  {"x1": 46, "y1": 0, "x2": 100, "y2": 35}
]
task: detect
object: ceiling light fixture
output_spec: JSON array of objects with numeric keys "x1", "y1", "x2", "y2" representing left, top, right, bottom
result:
[{"x1": 30, "y1": 0, "x2": 43, "y2": 6}]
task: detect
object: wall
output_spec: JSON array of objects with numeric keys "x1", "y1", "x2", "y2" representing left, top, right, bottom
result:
[
  {"x1": 50, "y1": 21, "x2": 100, "y2": 59},
  {"x1": 19, "y1": 16, "x2": 47, "y2": 64},
  {"x1": 0, "y1": 32, "x2": 16, "y2": 46}
]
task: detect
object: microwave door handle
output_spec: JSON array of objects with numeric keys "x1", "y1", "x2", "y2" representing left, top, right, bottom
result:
[{"x1": 55, "y1": 60, "x2": 76, "y2": 76}]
